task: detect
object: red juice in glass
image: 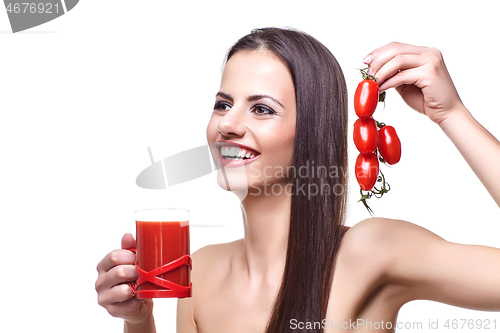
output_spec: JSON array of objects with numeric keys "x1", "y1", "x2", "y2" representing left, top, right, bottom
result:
[{"x1": 133, "y1": 208, "x2": 191, "y2": 298}]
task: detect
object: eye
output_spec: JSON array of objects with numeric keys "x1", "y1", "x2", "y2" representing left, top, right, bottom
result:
[
  {"x1": 252, "y1": 104, "x2": 277, "y2": 115},
  {"x1": 213, "y1": 101, "x2": 232, "y2": 112}
]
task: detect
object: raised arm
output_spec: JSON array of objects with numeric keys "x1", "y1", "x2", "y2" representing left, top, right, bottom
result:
[
  {"x1": 348, "y1": 217, "x2": 500, "y2": 311},
  {"x1": 437, "y1": 108, "x2": 500, "y2": 206},
  {"x1": 365, "y1": 42, "x2": 500, "y2": 207}
]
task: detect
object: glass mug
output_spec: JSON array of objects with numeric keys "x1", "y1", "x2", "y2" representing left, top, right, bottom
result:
[{"x1": 128, "y1": 208, "x2": 191, "y2": 298}]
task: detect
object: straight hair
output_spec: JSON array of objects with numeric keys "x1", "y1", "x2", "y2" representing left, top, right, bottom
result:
[{"x1": 226, "y1": 27, "x2": 349, "y2": 332}]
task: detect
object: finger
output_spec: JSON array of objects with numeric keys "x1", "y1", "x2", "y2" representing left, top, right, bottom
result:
[
  {"x1": 96, "y1": 263, "x2": 137, "y2": 292},
  {"x1": 98, "y1": 282, "x2": 136, "y2": 307},
  {"x1": 395, "y1": 85, "x2": 425, "y2": 114},
  {"x1": 96, "y1": 248, "x2": 136, "y2": 274},
  {"x1": 374, "y1": 54, "x2": 429, "y2": 89},
  {"x1": 121, "y1": 233, "x2": 136, "y2": 250},
  {"x1": 106, "y1": 298, "x2": 150, "y2": 320},
  {"x1": 378, "y1": 66, "x2": 425, "y2": 93},
  {"x1": 364, "y1": 42, "x2": 428, "y2": 77}
]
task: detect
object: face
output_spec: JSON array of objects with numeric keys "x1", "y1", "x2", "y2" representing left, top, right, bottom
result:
[{"x1": 206, "y1": 50, "x2": 297, "y2": 196}]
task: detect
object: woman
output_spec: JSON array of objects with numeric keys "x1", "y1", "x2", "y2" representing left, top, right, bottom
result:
[{"x1": 95, "y1": 28, "x2": 500, "y2": 332}]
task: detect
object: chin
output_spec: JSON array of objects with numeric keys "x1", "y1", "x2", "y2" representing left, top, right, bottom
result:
[{"x1": 215, "y1": 167, "x2": 249, "y2": 200}]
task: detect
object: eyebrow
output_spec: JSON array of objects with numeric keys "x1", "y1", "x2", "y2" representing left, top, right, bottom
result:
[{"x1": 216, "y1": 92, "x2": 284, "y2": 108}]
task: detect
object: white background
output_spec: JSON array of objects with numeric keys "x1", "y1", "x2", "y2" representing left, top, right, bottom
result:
[{"x1": 1, "y1": 0, "x2": 499, "y2": 332}]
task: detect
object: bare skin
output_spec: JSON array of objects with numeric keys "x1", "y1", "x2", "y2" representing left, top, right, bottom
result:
[{"x1": 96, "y1": 42, "x2": 500, "y2": 333}]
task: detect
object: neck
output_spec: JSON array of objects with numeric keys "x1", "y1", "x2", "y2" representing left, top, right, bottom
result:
[{"x1": 238, "y1": 185, "x2": 290, "y2": 285}]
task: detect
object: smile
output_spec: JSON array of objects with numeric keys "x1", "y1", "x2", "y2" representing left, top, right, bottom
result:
[
  {"x1": 221, "y1": 146, "x2": 255, "y2": 160},
  {"x1": 216, "y1": 140, "x2": 261, "y2": 166}
]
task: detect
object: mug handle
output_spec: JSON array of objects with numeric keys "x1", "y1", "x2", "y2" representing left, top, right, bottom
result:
[{"x1": 126, "y1": 248, "x2": 137, "y2": 295}]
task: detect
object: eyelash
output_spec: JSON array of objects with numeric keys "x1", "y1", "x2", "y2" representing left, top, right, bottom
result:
[
  {"x1": 213, "y1": 101, "x2": 277, "y2": 115},
  {"x1": 253, "y1": 104, "x2": 277, "y2": 115},
  {"x1": 213, "y1": 101, "x2": 231, "y2": 112}
]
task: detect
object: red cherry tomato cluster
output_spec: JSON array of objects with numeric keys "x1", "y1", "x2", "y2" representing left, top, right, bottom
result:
[{"x1": 353, "y1": 68, "x2": 402, "y2": 214}]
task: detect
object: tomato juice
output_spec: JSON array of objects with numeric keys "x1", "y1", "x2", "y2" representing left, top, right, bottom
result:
[{"x1": 136, "y1": 220, "x2": 190, "y2": 290}]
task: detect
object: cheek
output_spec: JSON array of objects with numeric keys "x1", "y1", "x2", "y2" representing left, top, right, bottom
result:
[
  {"x1": 281, "y1": 136, "x2": 295, "y2": 167},
  {"x1": 206, "y1": 118, "x2": 219, "y2": 167},
  {"x1": 264, "y1": 127, "x2": 296, "y2": 169},
  {"x1": 279, "y1": 125, "x2": 296, "y2": 166}
]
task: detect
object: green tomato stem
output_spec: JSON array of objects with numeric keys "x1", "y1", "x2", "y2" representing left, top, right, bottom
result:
[{"x1": 358, "y1": 170, "x2": 391, "y2": 215}]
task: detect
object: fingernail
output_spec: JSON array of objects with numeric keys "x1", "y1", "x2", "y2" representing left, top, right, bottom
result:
[
  {"x1": 368, "y1": 66, "x2": 373, "y2": 75},
  {"x1": 363, "y1": 54, "x2": 372, "y2": 64}
]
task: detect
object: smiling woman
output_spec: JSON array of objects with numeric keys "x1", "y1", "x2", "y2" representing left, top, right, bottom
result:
[
  {"x1": 204, "y1": 28, "x2": 349, "y2": 333},
  {"x1": 95, "y1": 27, "x2": 500, "y2": 333},
  {"x1": 207, "y1": 49, "x2": 297, "y2": 195}
]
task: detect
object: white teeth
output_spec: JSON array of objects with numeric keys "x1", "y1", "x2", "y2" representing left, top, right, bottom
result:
[
  {"x1": 220, "y1": 145, "x2": 257, "y2": 160},
  {"x1": 221, "y1": 146, "x2": 238, "y2": 156}
]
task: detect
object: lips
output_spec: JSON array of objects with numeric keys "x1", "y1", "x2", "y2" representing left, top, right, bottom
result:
[{"x1": 216, "y1": 140, "x2": 261, "y2": 166}]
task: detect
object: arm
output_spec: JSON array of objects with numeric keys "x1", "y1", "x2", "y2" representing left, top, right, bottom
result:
[
  {"x1": 385, "y1": 218, "x2": 500, "y2": 310},
  {"x1": 361, "y1": 43, "x2": 500, "y2": 309},
  {"x1": 350, "y1": 218, "x2": 500, "y2": 310},
  {"x1": 125, "y1": 316, "x2": 156, "y2": 333},
  {"x1": 176, "y1": 246, "x2": 208, "y2": 332},
  {"x1": 365, "y1": 42, "x2": 500, "y2": 207},
  {"x1": 438, "y1": 108, "x2": 500, "y2": 206},
  {"x1": 177, "y1": 298, "x2": 197, "y2": 332}
]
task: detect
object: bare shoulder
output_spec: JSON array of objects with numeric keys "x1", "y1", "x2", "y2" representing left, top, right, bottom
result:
[
  {"x1": 343, "y1": 217, "x2": 443, "y2": 248},
  {"x1": 333, "y1": 218, "x2": 448, "y2": 309},
  {"x1": 339, "y1": 218, "x2": 444, "y2": 276},
  {"x1": 192, "y1": 239, "x2": 243, "y2": 263},
  {"x1": 191, "y1": 239, "x2": 243, "y2": 280}
]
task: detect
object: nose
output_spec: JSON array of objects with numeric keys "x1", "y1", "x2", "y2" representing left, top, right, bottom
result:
[{"x1": 217, "y1": 107, "x2": 246, "y2": 138}]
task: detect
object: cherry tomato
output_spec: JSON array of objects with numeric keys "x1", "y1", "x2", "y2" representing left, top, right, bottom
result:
[
  {"x1": 353, "y1": 117, "x2": 378, "y2": 155},
  {"x1": 354, "y1": 79, "x2": 379, "y2": 118},
  {"x1": 355, "y1": 153, "x2": 379, "y2": 191},
  {"x1": 378, "y1": 126, "x2": 401, "y2": 165}
]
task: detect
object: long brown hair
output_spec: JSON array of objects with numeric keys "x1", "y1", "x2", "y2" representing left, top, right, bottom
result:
[{"x1": 226, "y1": 27, "x2": 348, "y2": 332}]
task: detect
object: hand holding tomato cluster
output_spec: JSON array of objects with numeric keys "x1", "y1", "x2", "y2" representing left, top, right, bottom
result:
[
  {"x1": 363, "y1": 42, "x2": 464, "y2": 125},
  {"x1": 353, "y1": 68, "x2": 401, "y2": 213}
]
